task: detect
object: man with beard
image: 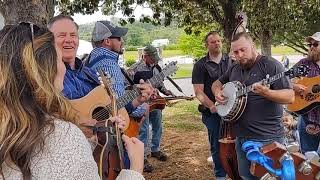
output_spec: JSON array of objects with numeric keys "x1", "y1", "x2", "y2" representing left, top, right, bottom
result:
[
  {"x1": 130, "y1": 45, "x2": 173, "y2": 173},
  {"x1": 192, "y1": 31, "x2": 231, "y2": 179},
  {"x1": 212, "y1": 32, "x2": 294, "y2": 180},
  {"x1": 85, "y1": 21, "x2": 148, "y2": 119},
  {"x1": 293, "y1": 32, "x2": 320, "y2": 154}
]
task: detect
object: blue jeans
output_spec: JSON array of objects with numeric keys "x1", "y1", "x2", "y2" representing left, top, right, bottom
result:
[
  {"x1": 298, "y1": 116, "x2": 320, "y2": 154},
  {"x1": 202, "y1": 112, "x2": 226, "y2": 177},
  {"x1": 139, "y1": 109, "x2": 163, "y2": 158},
  {"x1": 235, "y1": 137, "x2": 285, "y2": 180}
]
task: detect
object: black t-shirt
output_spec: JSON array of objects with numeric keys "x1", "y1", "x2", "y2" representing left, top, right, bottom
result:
[
  {"x1": 219, "y1": 56, "x2": 292, "y2": 138},
  {"x1": 192, "y1": 54, "x2": 232, "y2": 102}
]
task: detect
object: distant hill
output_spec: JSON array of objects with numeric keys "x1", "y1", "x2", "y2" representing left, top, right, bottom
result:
[{"x1": 78, "y1": 20, "x2": 183, "y2": 47}]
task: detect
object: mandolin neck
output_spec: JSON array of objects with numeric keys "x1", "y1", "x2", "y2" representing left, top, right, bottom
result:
[{"x1": 114, "y1": 71, "x2": 167, "y2": 109}]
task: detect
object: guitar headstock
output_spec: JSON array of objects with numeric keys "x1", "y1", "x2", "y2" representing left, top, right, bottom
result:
[
  {"x1": 285, "y1": 64, "x2": 310, "y2": 78},
  {"x1": 97, "y1": 68, "x2": 117, "y2": 115},
  {"x1": 162, "y1": 61, "x2": 178, "y2": 77}
]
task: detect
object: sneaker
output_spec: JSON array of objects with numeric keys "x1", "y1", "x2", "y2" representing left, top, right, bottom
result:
[
  {"x1": 143, "y1": 159, "x2": 153, "y2": 173},
  {"x1": 151, "y1": 151, "x2": 168, "y2": 161},
  {"x1": 207, "y1": 156, "x2": 213, "y2": 165}
]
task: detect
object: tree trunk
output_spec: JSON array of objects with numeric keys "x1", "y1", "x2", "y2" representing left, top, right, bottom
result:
[
  {"x1": 220, "y1": 1, "x2": 239, "y2": 52},
  {"x1": 0, "y1": 0, "x2": 55, "y2": 26},
  {"x1": 261, "y1": 30, "x2": 272, "y2": 56}
]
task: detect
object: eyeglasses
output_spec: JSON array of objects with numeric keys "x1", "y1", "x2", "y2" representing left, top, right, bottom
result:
[
  {"x1": 307, "y1": 42, "x2": 319, "y2": 48},
  {"x1": 19, "y1": 22, "x2": 40, "y2": 53}
]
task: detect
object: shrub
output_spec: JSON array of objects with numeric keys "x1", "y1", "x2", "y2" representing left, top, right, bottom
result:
[
  {"x1": 125, "y1": 59, "x2": 136, "y2": 67},
  {"x1": 163, "y1": 44, "x2": 179, "y2": 50}
]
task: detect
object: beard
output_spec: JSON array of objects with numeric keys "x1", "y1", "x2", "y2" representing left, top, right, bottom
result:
[
  {"x1": 239, "y1": 57, "x2": 256, "y2": 70},
  {"x1": 308, "y1": 50, "x2": 320, "y2": 63}
]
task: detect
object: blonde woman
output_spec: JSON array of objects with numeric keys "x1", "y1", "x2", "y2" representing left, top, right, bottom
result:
[{"x1": 0, "y1": 23, "x2": 144, "y2": 180}]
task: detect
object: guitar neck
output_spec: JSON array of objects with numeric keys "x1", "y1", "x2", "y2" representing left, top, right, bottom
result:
[
  {"x1": 115, "y1": 71, "x2": 167, "y2": 109},
  {"x1": 237, "y1": 72, "x2": 285, "y2": 97}
]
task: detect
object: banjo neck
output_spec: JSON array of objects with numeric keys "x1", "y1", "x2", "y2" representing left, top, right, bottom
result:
[{"x1": 236, "y1": 72, "x2": 285, "y2": 97}]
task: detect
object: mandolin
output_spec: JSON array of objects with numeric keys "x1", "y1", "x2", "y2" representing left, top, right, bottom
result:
[
  {"x1": 94, "y1": 69, "x2": 124, "y2": 180},
  {"x1": 149, "y1": 96, "x2": 194, "y2": 111},
  {"x1": 125, "y1": 96, "x2": 194, "y2": 138},
  {"x1": 287, "y1": 76, "x2": 320, "y2": 115}
]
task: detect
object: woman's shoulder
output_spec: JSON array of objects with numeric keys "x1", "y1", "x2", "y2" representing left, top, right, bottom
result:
[{"x1": 30, "y1": 118, "x2": 100, "y2": 180}]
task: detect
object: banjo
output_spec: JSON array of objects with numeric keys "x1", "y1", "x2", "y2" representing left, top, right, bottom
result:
[{"x1": 216, "y1": 64, "x2": 310, "y2": 122}]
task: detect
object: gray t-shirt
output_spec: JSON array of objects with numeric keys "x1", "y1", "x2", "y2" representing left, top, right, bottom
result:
[{"x1": 219, "y1": 56, "x2": 292, "y2": 138}]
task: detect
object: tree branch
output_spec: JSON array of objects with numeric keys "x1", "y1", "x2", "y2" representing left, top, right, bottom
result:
[
  {"x1": 284, "y1": 36, "x2": 307, "y2": 55},
  {"x1": 285, "y1": 43, "x2": 307, "y2": 55},
  {"x1": 191, "y1": 0, "x2": 223, "y2": 24}
]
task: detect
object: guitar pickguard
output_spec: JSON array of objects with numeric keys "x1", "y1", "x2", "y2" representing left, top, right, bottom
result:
[{"x1": 305, "y1": 93, "x2": 320, "y2": 102}]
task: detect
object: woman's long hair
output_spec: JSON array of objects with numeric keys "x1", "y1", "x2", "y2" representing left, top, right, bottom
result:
[{"x1": 0, "y1": 24, "x2": 75, "y2": 179}]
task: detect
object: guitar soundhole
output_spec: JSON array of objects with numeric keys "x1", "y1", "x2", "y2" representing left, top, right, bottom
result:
[
  {"x1": 312, "y1": 84, "x2": 320, "y2": 94},
  {"x1": 92, "y1": 107, "x2": 110, "y2": 121}
]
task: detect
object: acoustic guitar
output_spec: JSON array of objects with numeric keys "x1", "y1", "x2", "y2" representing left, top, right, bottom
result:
[
  {"x1": 287, "y1": 76, "x2": 320, "y2": 115},
  {"x1": 216, "y1": 64, "x2": 309, "y2": 122},
  {"x1": 70, "y1": 61, "x2": 178, "y2": 133}
]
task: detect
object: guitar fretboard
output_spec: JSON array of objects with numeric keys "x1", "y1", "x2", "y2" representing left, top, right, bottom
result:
[
  {"x1": 236, "y1": 72, "x2": 285, "y2": 97},
  {"x1": 114, "y1": 71, "x2": 167, "y2": 109}
]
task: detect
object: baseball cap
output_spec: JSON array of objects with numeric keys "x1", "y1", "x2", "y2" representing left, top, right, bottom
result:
[
  {"x1": 144, "y1": 45, "x2": 161, "y2": 63},
  {"x1": 305, "y1": 32, "x2": 320, "y2": 42},
  {"x1": 92, "y1": 21, "x2": 128, "y2": 42}
]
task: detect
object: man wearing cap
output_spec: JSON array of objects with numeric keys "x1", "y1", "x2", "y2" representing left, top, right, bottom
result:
[
  {"x1": 292, "y1": 32, "x2": 320, "y2": 154},
  {"x1": 85, "y1": 20, "x2": 150, "y2": 119},
  {"x1": 130, "y1": 45, "x2": 173, "y2": 172}
]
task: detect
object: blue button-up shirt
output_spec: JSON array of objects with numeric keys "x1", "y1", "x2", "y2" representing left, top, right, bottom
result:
[
  {"x1": 63, "y1": 58, "x2": 100, "y2": 100},
  {"x1": 87, "y1": 47, "x2": 145, "y2": 117}
]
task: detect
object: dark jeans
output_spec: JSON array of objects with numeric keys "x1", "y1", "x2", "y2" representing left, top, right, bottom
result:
[
  {"x1": 202, "y1": 112, "x2": 226, "y2": 177},
  {"x1": 298, "y1": 116, "x2": 320, "y2": 154},
  {"x1": 235, "y1": 137, "x2": 285, "y2": 180}
]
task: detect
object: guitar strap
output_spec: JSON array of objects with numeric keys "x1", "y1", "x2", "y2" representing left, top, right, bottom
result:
[{"x1": 121, "y1": 68, "x2": 135, "y2": 86}]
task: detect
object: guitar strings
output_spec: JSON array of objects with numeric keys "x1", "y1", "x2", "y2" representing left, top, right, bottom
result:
[{"x1": 91, "y1": 64, "x2": 172, "y2": 121}]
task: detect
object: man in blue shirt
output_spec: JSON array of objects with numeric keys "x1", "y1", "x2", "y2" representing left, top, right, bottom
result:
[
  {"x1": 48, "y1": 15, "x2": 152, "y2": 128},
  {"x1": 86, "y1": 21, "x2": 148, "y2": 118}
]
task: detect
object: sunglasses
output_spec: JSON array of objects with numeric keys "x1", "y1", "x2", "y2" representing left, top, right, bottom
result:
[
  {"x1": 307, "y1": 42, "x2": 319, "y2": 48},
  {"x1": 19, "y1": 22, "x2": 41, "y2": 52}
]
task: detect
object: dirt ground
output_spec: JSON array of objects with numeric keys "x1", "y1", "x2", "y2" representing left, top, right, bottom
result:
[{"x1": 143, "y1": 128, "x2": 215, "y2": 180}]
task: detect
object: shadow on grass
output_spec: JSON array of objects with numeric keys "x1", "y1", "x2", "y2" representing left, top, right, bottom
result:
[{"x1": 162, "y1": 100, "x2": 205, "y2": 132}]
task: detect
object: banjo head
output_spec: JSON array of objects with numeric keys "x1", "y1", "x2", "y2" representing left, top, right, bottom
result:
[{"x1": 216, "y1": 82, "x2": 239, "y2": 118}]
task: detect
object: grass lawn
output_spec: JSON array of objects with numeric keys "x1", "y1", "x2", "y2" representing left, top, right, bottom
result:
[
  {"x1": 270, "y1": 46, "x2": 301, "y2": 55},
  {"x1": 172, "y1": 64, "x2": 193, "y2": 79},
  {"x1": 163, "y1": 100, "x2": 203, "y2": 132}
]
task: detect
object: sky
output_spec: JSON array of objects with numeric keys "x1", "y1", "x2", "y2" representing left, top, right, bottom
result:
[{"x1": 72, "y1": 6, "x2": 153, "y2": 25}]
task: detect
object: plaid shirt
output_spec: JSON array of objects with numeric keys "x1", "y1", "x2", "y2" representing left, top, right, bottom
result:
[
  {"x1": 63, "y1": 58, "x2": 100, "y2": 100},
  {"x1": 87, "y1": 47, "x2": 145, "y2": 117},
  {"x1": 296, "y1": 58, "x2": 320, "y2": 124}
]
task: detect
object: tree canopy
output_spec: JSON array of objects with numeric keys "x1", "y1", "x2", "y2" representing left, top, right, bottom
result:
[{"x1": 1, "y1": 0, "x2": 319, "y2": 55}]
